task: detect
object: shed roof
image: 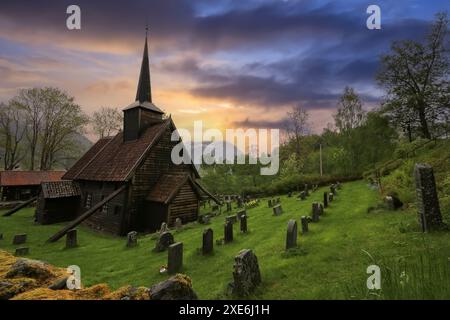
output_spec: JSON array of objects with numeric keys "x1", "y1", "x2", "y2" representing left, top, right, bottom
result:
[
  {"x1": 0, "y1": 171, "x2": 65, "y2": 187},
  {"x1": 146, "y1": 174, "x2": 200, "y2": 204},
  {"x1": 41, "y1": 180, "x2": 81, "y2": 199}
]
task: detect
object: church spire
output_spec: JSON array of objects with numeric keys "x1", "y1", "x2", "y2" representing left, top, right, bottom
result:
[{"x1": 135, "y1": 27, "x2": 152, "y2": 103}]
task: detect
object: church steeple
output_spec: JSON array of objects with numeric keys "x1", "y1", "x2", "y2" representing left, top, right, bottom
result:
[{"x1": 135, "y1": 28, "x2": 152, "y2": 103}]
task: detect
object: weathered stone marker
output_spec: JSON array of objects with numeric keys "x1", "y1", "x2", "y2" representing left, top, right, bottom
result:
[
  {"x1": 15, "y1": 247, "x2": 29, "y2": 256},
  {"x1": 168, "y1": 242, "x2": 183, "y2": 274},
  {"x1": 154, "y1": 231, "x2": 174, "y2": 252},
  {"x1": 236, "y1": 209, "x2": 246, "y2": 220},
  {"x1": 175, "y1": 218, "x2": 183, "y2": 231},
  {"x1": 65, "y1": 229, "x2": 78, "y2": 248},
  {"x1": 224, "y1": 221, "x2": 233, "y2": 243},
  {"x1": 323, "y1": 192, "x2": 328, "y2": 208},
  {"x1": 330, "y1": 185, "x2": 337, "y2": 196},
  {"x1": 272, "y1": 204, "x2": 283, "y2": 216},
  {"x1": 240, "y1": 215, "x2": 248, "y2": 233},
  {"x1": 301, "y1": 216, "x2": 309, "y2": 234},
  {"x1": 127, "y1": 231, "x2": 138, "y2": 247},
  {"x1": 268, "y1": 199, "x2": 272, "y2": 207},
  {"x1": 226, "y1": 215, "x2": 238, "y2": 224},
  {"x1": 202, "y1": 228, "x2": 213, "y2": 255},
  {"x1": 159, "y1": 222, "x2": 169, "y2": 234},
  {"x1": 230, "y1": 249, "x2": 261, "y2": 296},
  {"x1": 288, "y1": 191, "x2": 292, "y2": 198},
  {"x1": 299, "y1": 191, "x2": 306, "y2": 200},
  {"x1": 414, "y1": 163, "x2": 446, "y2": 232},
  {"x1": 312, "y1": 204, "x2": 320, "y2": 223},
  {"x1": 328, "y1": 193, "x2": 334, "y2": 202},
  {"x1": 12, "y1": 234, "x2": 27, "y2": 245},
  {"x1": 286, "y1": 220, "x2": 298, "y2": 249}
]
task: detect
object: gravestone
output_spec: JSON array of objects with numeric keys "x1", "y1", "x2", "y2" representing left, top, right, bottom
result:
[
  {"x1": 414, "y1": 163, "x2": 446, "y2": 232},
  {"x1": 65, "y1": 229, "x2": 78, "y2": 249},
  {"x1": 312, "y1": 204, "x2": 320, "y2": 223},
  {"x1": 12, "y1": 234, "x2": 27, "y2": 245},
  {"x1": 167, "y1": 242, "x2": 183, "y2": 274},
  {"x1": 15, "y1": 247, "x2": 29, "y2": 256},
  {"x1": 323, "y1": 192, "x2": 328, "y2": 208},
  {"x1": 230, "y1": 249, "x2": 261, "y2": 296},
  {"x1": 202, "y1": 229, "x2": 213, "y2": 255},
  {"x1": 384, "y1": 196, "x2": 395, "y2": 210},
  {"x1": 272, "y1": 204, "x2": 283, "y2": 216},
  {"x1": 286, "y1": 220, "x2": 298, "y2": 249},
  {"x1": 226, "y1": 215, "x2": 238, "y2": 224},
  {"x1": 237, "y1": 197, "x2": 243, "y2": 208},
  {"x1": 268, "y1": 199, "x2": 273, "y2": 207},
  {"x1": 240, "y1": 215, "x2": 248, "y2": 233},
  {"x1": 328, "y1": 193, "x2": 334, "y2": 202},
  {"x1": 126, "y1": 231, "x2": 138, "y2": 247},
  {"x1": 154, "y1": 231, "x2": 174, "y2": 252},
  {"x1": 288, "y1": 191, "x2": 292, "y2": 198},
  {"x1": 299, "y1": 191, "x2": 306, "y2": 200},
  {"x1": 159, "y1": 222, "x2": 169, "y2": 235},
  {"x1": 312, "y1": 202, "x2": 320, "y2": 218},
  {"x1": 304, "y1": 184, "x2": 309, "y2": 196},
  {"x1": 336, "y1": 182, "x2": 342, "y2": 190},
  {"x1": 301, "y1": 216, "x2": 309, "y2": 234},
  {"x1": 236, "y1": 209, "x2": 246, "y2": 220},
  {"x1": 224, "y1": 221, "x2": 233, "y2": 243},
  {"x1": 226, "y1": 201, "x2": 232, "y2": 212},
  {"x1": 175, "y1": 218, "x2": 183, "y2": 231},
  {"x1": 330, "y1": 184, "x2": 337, "y2": 196}
]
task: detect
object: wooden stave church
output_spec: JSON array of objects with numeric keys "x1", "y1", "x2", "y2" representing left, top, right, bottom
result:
[{"x1": 35, "y1": 34, "x2": 219, "y2": 236}]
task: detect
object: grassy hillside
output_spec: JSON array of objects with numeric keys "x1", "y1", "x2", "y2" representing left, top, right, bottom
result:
[{"x1": 2, "y1": 180, "x2": 450, "y2": 299}]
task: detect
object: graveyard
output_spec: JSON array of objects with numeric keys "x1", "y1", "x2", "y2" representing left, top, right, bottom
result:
[{"x1": 2, "y1": 173, "x2": 450, "y2": 299}]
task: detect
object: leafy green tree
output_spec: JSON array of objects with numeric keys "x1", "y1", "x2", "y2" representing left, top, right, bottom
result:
[{"x1": 377, "y1": 12, "x2": 449, "y2": 139}]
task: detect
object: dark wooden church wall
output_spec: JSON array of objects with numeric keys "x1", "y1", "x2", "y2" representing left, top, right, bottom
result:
[
  {"x1": 168, "y1": 183, "x2": 199, "y2": 226},
  {"x1": 77, "y1": 180, "x2": 127, "y2": 235}
]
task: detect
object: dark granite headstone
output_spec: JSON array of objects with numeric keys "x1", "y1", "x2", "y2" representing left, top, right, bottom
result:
[
  {"x1": 224, "y1": 221, "x2": 233, "y2": 243},
  {"x1": 328, "y1": 193, "x2": 334, "y2": 202},
  {"x1": 312, "y1": 203, "x2": 320, "y2": 222},
  {"x1": 288, "y1": 191, "x2": 292, "y2": 198},
  {"x1": 304, "y1": 184, "x2": 309, "y2": 196},
  {"x1": 301, "y1": 216, "x2": 309, "y2": 234},
  {"x1": 12, "y1": 234, "x2": 27, "y2": 245},
  {"x1": 414, "y1": 163, "x2": 446, "y2": 232},
  {"x1": 236, "y1": 209, "x2": 246, "y2": 220},
  {"x1": 272, "y1": 204, "x2": 283, "y2": 216},
  {"x1": 230, "y1": 249, "x2": 261, "y2": 296},
  {"x1": 15, "y1": 247, "x2": 29, "y2": 256},
  {"x1": 65, "y1": 229, "x2": 78, "y2": 249},
  {"x1": 168, "y1": 242, "x2": 183, "y2": 274},
  {"x1": 240, "y1": 215, "x2": 248, "y2": 233},
  {"x1": 127, "y1": 231, "x2": 138, "y2": 247},
  {"x1": 286, "y1": 220, "x2": 298, "y2": 249},
  {"x1": 323, "y1": 192, "x2": 328, "y2": 208},
  {"x1": 175, "y1": 218, "x2": 183, "y2": 231},
  {"x1": 154, "y1": 231, "x2": 174, "y2": 252},
  {"x1": 202, "y1": 228, "x2": 213, "y2": 255}
]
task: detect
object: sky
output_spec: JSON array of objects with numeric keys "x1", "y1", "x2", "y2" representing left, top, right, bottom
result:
[{"x1": 0, "y1": 0, "x2": 448, "y2": 140}]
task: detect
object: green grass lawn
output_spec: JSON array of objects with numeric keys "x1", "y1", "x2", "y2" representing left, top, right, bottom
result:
[{"x1": 1, "y1": 180, "x2": 450, "y2": 299}]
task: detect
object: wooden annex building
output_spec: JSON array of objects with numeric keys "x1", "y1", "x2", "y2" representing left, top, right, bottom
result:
[
  {"x1": 0, "y1": 171, "x2": 65, "y2": 202},
  {"x1": 36, "y1": 33, "x2": 219, "y2": 237}
]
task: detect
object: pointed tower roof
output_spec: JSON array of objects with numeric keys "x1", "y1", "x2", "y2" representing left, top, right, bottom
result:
[
  {"x1": 136, "y1": 29, "x2": 152, "y2": 103},
  {"x1": 125, "y1": 29, "x2": 163, "y2": 113}
]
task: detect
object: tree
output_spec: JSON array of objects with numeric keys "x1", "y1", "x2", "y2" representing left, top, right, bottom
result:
[
  {"x1": 38, "y1": 88, "x2": 88, "y2": 170},
  {"x1": 12, "y1": 88, "x2": 44, "y2": 170},
  {"x1": 377, "y1": 12, "x2": 449, "y2": 139},
  {"x1": 0, "y1": 102, "x2": 26, "y2": 170},
  {"x1": 334, "y1": 86, "x2": 366, "y2": 132},
  {"x1": 91, "y1": 107, "x2": 123, "y2": 139},
  {"x1": 286, "y1": 104, "x2": 310, "y2": 158}
]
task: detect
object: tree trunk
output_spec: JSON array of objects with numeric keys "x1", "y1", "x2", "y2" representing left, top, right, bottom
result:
[{"x1": 417, "y1": 105, "x2": 431, "y2": 139}]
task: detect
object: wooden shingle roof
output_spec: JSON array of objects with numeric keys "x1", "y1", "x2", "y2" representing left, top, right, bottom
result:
[
  {"x1": 146, "y1": 174, "x2": 200, "y2": 204},
  {"x1": 41, "y1": 181, "x2": 81, "y2": 199},
  {"x1": 0, "y1": 171, "x2": 65, "y2": 187},
  {"x1": 62, "y1": 120, "x2": 171, "y2": 182}
]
